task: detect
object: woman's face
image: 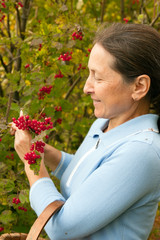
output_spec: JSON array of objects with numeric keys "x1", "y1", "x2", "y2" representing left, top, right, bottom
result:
[{"x1": 83, "y1": 43, "x2": 135, "y2": 123}]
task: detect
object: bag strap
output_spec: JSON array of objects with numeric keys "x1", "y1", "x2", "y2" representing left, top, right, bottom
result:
[{"x1": 26, "y1": 200, "x2": 64, "y2": 240}]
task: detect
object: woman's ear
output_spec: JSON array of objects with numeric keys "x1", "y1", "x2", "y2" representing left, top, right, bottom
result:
[{"x1": 131, "y1": 74, "x2": 151, "y2": 101}]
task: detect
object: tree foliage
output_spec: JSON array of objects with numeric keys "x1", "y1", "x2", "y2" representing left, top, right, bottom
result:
[{"x1": 0, "y1": 0, "x2": 160, "y2": 238}]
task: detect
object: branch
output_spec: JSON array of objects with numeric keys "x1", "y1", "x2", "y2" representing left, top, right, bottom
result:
[
  {"x1": 7, "y1": 13, "x2": 11, "y2": 38},
  {"x1": 0, "y1": 54, "x2": 8, "y2": 73},
  {"x1": 21, "y1": 0, "x2": 31, "y2": 40},
  {"x1": 5, "y1": 91, "x2": 13, "y2": 124},
  {"x1": 150, "y1": 12, "x2": 160, "y2": 26},
  {"x1": 15, "y1": 4, "x2": 23, "y2": 38},
  {"x1": 100, "y1": 0, "x2": 106, "y2": 23},
  {"x1": 120, "y1": 0, "x2": 125, "y2": 22},
  {"x1": 64, "y1": 76, "x2": 81, "y2": 100}
]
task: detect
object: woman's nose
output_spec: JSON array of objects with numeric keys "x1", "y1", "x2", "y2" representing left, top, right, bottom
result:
[{"x1": 83, "y1": 76, "x2": 94, "y2": 95}]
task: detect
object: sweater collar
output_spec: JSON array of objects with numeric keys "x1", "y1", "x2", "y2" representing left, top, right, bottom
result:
[{"x1": 89, "y1": 114, "x2": 159, "y2": 143}]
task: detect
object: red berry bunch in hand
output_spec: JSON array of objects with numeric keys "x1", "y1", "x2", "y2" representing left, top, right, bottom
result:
[
  {"x1": 12, "y1": 115, "x2": 53, "y2": 171},
  {"x1": 30, "y1": 141, "x2": 45, "y2": 153},
  {"x1": 12, "y1": 116, "x2": 53, "y2": 135},
  {"x1": 24, "y1": 151, "x2": 41, "y2": 164},
  {"x1": 58, "y1": 52, "x2": 72, "y2": 61},
  {"x1": 72, "y1": 31, "x2": 83, "y2": 40},
  {"x1": 38, "y1": 85, "x2": 52, "y2": 100}
]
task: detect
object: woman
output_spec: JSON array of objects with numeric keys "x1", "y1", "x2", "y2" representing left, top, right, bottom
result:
[{"x1": 12, "y1": 23, "x2": 160, "y2": 240}]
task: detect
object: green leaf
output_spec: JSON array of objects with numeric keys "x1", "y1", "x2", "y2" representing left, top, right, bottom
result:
[
  {"x1": 0, "y1": 210, "x2": 16, "y2": 224},
  {"x1": 0, "y1": 179, "x2": 15, "y2": 195},
  {"x1": 19, "y1": 189, "x2": 29, "y2": 204}
]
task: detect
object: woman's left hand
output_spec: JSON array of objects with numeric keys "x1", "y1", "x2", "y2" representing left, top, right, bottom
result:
[{"x1": 10, "y1": 112, "x2": 32, "y2": 164}]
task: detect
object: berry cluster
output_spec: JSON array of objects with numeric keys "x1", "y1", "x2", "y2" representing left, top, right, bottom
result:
[
  {"x1": 77, "y1": 63, "x2": 86, "y2": 71},
  {"x1": 132, "y1": 0, "x2": 139, "y2": 4},
  {"x1": 12, "y1": 116, "x2": 53, "y2": 135},
  {"x1": 12, "y1": 197, "x2": 21, "y2": 204},
  {"x1": 123, "y1": 18, "x2": 129, "y2": 23},
  {"x1": 72, "y1": 31, "x2": 83, "y2": 40},
  {"x1": 54, "y1": 106, "x2": 62, "y2": 112},
  {"x1": 30, "y1": 141, "x2": 45, "y2": 153},
  {"x1": 6, "y1": 153, "x2": 14, "y2": 160},
  {"x1": 16, "y1": 2, "x2": 24, "y2": 8},
  {"x1": 1, "y1": 1, "x2": 6, "y2": 8},
  {"x1": 0, "y1": 138, "x2": 1, "y2": 142},
  {"x1": 38, "y1": 43, "x2": 42, "y2": 51},
  {"x1": 54, "y1": 71, "x2": 64, "y2": 78},
  {"x1": 18, "y1": 206, "x2": 27, "y2": 212},
  {"x1": 0, "y1": 227, "x2": 4, "y2": 232},
  {"x1": 57, "y1": 118, "x2": 62, "y2": 124},
  {"x1": 0, "y1": 14, "x2": 5, "y2": 22},
  {"x1": 24, "y1": 151, "x2": 41, "y2": 164},
  {"x1": 38, "y1": 85, "x2": 52, "y2": 99},
  {"x1": 12, "y1": 197, "x2": 27, "y2": 212},
  {"x1": 39, "y1": 112, "x2": 46, "y2": 119},
  {"x1": 58, "y1": 52, "x2": 72, "y2": 61},
  {"x1": 12, "y1": 115, "x2": 53, "y2": 167},
  {"x1": 86, "y1": 48, "x2": 91, "y2": 57},
  {"x1": 0, "y1": 0, "x2": 6, "y2": 22}
]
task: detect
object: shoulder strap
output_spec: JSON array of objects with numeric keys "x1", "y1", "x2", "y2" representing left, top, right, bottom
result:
[{"x1": 26, "y1": 200, "x2": 64, "y2": 240}]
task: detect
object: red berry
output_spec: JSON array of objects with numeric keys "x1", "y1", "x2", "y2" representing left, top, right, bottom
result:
[
  {"x1": 0, "y1": 227, "x2": 4, "y2": 232},
  {"x1": 25, "y1": 64, "x2": 30, "y2": 68}
]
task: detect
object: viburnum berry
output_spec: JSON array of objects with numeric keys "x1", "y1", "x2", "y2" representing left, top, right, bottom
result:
[
  {"x1": 54, "y1": 106, "x2": 62, "y2": 112},
  {"x1": 12, "y1": 115, "x2": 53, "y2": 135},
  {"x1": 72, "y1": 31, "x2": 83, "y2": 41},
  {"x1": 18, "y1": 206, "x2": 27, "y2": 211},
  {"x1": 24, "y1": 151, "x2": 41, "y2": 164},
  {"x1": 25, "y1": 64, "x2": 30, "y2": 68},
  {"x1": 6, "y1": 153, "x2": 14, "y2": 160},
  {"x1": 12, "y1": 197, "x2": 21, "y2": 204},
  {"x1": 58, "y1": 52, "x2": 72, "y2": 61},
  {"x1": 123, "y1": 18, "x2": 129, "y2": 23},
  {"x1": 45, "y1": 135, "x2": 49, "y2": 139},
  {"x1": 38, "y1": 43, "x2": 42, "y2": 51},
  {"x1": 1, "y1": 2, "x2": 6, "y2": 8},
  {"x1": 18, "y1": 2, "x2": 24, "y2": 7},
  {"x1": 56, "y1": 118, "x2": 62, "y2": 124},
  {"x1": 54, "y1": 71, "x2": 64, "y2": 78},
  {"x1": 38, "y1": 85, "x2": 52, "y2": 99},
  {"x1": 0, "y1": 227, "x2": 4, "y2": 232},
  {"x1": 77, "y1": 63, "x2": 86, "y2": 71}
]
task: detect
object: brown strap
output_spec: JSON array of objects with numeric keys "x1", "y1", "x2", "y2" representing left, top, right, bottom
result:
[{"x1": 26, "y1": 200, "x2": 64, "y2": 240}]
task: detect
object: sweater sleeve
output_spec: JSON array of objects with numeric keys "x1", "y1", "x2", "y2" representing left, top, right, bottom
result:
[
  {"x1": 52, "y1": 151, "x2": 74, "y2": 179},
  {"x1": 29, "y1": 141, "x2": 160, "y2": 240}
]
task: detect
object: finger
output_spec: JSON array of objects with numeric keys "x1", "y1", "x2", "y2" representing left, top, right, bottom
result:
[
  {"x1": 9, "y1": 122, "x2": 17, "y2": 135},
  {"x1": 20, "y1": 109, "x2": 23, "y2": 117}
]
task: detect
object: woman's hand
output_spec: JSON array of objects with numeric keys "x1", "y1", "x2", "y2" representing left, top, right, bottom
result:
[{"x1": 10, "y1": 111, "x2": 32, "y2": 164}]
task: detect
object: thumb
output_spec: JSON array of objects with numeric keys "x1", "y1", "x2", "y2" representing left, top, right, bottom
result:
[{"x1": 20, "y1": 109, "x2": 23, "y2": 117}]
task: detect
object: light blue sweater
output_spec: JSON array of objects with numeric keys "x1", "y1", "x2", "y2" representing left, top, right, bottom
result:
[{"x1": 30, "y1": 114, "x2": 160, "y2": 240}]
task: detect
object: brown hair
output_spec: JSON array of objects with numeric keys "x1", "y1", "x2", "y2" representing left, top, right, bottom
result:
[{"x1": 94, "y1": 23, "x2": 160, "y2": 115}]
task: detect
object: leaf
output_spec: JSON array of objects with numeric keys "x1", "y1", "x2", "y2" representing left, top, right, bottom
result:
[
  {"x1": 0, "y1": 179, "x2": 15, "y2": 195},
  {"x1": 10, "y1": 103, "x2": 21, "y2": 113},
  {"x1": 0, "y1": 210, "x2": 16, "y2": 224},
  {"x1": 19, "y1": 189, "x2": 29, "y2": 204},
  {"x1": 0, "y1": 162, "x2": 8, "y2": 174}
]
